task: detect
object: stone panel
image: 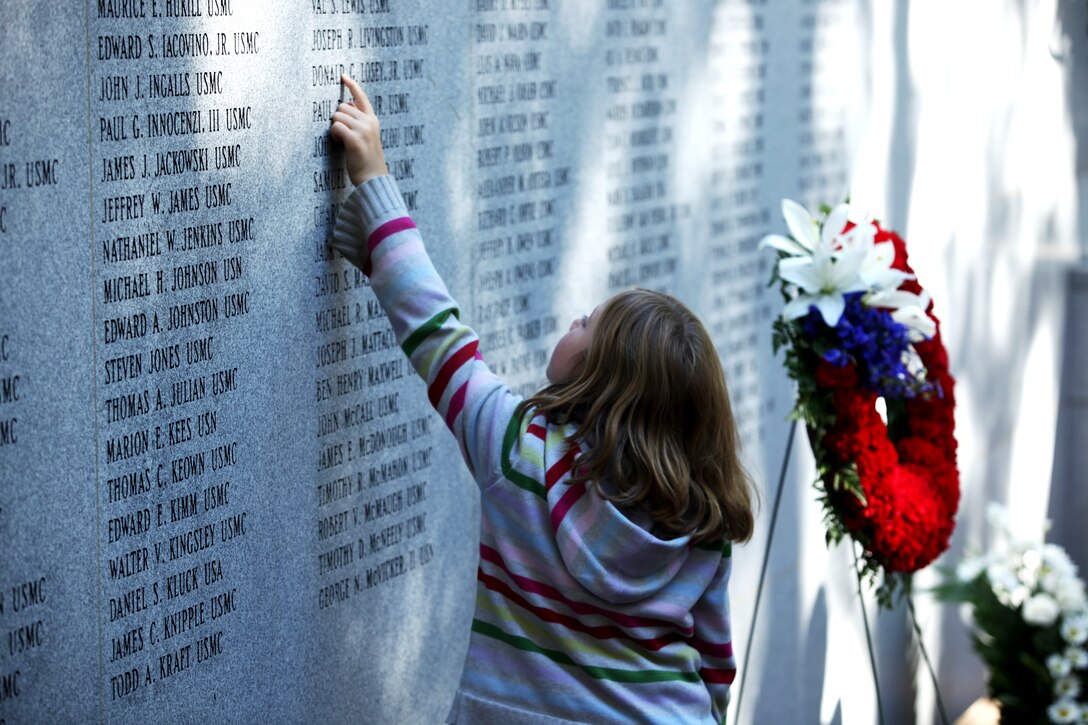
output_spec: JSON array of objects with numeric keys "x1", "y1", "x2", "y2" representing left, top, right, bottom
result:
[{"x1": 0, "y1": 2, "x2": 836, "y2": 722}]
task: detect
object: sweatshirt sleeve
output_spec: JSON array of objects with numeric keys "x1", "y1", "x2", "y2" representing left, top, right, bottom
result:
[
  {"x1": 690, "y1": 545, "x2": 737, "y2": 725},
  {"x1": 329, "y1": 174, "x2": 522, "y2": 486}
]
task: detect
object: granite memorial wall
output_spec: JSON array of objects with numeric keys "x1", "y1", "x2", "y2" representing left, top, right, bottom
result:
[{"x1": 0, "y1": 0, "x2": 862, "y2": 721}]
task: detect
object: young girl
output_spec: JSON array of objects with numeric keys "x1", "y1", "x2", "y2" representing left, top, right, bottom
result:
[{"x1": 330, "y1": 75, "x2": 756, "y2": 725}]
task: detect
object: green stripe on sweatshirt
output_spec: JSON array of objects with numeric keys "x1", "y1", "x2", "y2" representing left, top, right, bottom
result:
[
  {"x1": 694, "y1": 540, "x2": 733, "y2": 557},
  {"x1": 471, "y1": 619, "x2": 701, "y2": 684},
  {"x1": 402, "y1": 307, "x2": 459, "y2": 358},
  {"x1": 501, "y1": 413, "x2": 546, "y2": 498}
]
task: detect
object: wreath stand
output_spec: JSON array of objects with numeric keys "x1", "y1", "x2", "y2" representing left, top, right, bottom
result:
[{"x1": 730, "y1": 418, "x2": 952, "y2": 725}]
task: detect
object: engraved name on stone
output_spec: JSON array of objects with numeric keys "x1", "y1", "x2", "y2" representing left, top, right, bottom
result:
[
  {"x1": 705, "y1": 0, "x2": 772, "y2": 443},
  {"x1": 0, "y1": 112, "x2": 63, "y2": 713},
  {"x1": 92, "y1": 2, "x2": 255, "y2": 703},
  {"x1": 473, "y1": 0, "x2": 560, "y2": 397},
  {"x1": 602, "y1": 3, "x2": 682, "y2": 294},
  {"x1": 310, "y1": 0, "x2": 440, "y2": 611}
]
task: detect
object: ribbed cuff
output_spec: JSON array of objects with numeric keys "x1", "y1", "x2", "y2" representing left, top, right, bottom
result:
[
  {"x1": 330, "y1": 174, "x2": 407, "y2": 268},
  {"x1": 352, "y1": 174, "x2": 408, "y2": 228}
]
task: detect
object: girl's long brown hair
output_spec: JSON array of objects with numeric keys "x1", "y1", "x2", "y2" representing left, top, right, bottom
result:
[{"x1": 523, "y1": 288, "x2": 756, "y2": 543}]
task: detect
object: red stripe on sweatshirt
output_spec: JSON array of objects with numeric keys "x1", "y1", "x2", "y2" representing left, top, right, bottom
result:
[
  {"x1": 362, "y1": 217, "x2": 416, "y2": 277},
  {"x1": 545, "y1": 445, "x2": 579, "y2": 491},
  {"x1": 478, "y1": 569, "x2": 688, "y2": 653},
  {"x1": 445, "y1": 381, "x2": 469, "y2": 430},
  {"x1": 428, "y1": 340, "x2": 479, "y2": 409},
  {"x1": 367, "y1": 216, "x2": 417, "y2": 254},
  {"x1": 699, "y1": 667, "x2": 737, "y2": 684},
  {"x1": 479, "y1": 544, "x2": 690, "y2": 634},
  {"x1": 549, "y1": 481, "x2": 587, "y2": 531},
  {"x1": 478, "y1": 545, "x2": 733, "y2": 658},
  {"x1": 526, "y1": 423, "x2": 547, "y2": 441}
]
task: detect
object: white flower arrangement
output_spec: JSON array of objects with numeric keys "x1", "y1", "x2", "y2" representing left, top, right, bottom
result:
[{"x1": 938, "y1": 503, "x2": 1088, "y2": 722}]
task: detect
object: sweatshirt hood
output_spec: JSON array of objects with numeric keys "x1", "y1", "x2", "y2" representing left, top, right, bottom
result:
[{"x1": 549, "y1": 479, "x2": 692, "y2": 604}]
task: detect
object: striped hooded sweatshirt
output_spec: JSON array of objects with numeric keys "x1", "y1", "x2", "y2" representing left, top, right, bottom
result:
[{"x1": 332, "y1": 176, "x2": 736, "y2": 725}]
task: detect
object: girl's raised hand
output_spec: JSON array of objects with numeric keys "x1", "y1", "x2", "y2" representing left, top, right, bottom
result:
[{"x1": 329, "y1": 75, "x2": 389, "y2": 186}]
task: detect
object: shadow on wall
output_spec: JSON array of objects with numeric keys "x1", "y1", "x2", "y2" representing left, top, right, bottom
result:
[
  {"x1": 1048, "y1": 0, "x2": 1088, "y2": 569},
  {"x1": 879, "y1": 4, "x2": 925, "y2": 724},
  {"x1": 1047, "y1": 0, "x2": 1088, "y2": 578},
  {"x1": 802, "y1": 587, "x2": 829, "y2": 718},
  {"x1": 1054, "y1": 0, "x2": 1088, "y2": 261},
  {"x1": 742, "y1": 0, "x2": 810, "y2": 717},
  {"x1": 883, "y1": 0, "x2": 917, "y2": 234}
]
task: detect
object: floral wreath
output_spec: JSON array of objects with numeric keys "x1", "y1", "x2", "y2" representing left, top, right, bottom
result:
[{"x1": 761, "y1": 200, "x2": 960, "y2": 604}]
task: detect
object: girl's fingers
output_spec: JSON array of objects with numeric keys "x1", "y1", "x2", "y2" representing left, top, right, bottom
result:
[
  {"x1": 336, "y1": 102, "x2": 363, "y2": 119},
  {"x1": 330, "y1": 117, "x2": 368, "y2": 143},
  {"x1": 341, "y1": 75, "x2": 375, "y2": 116},
  {"x1": 331, "y1": 108, "x2": 362, "y2": 131},
  {"x1": 330, "y1": 111, "x2": 368, "y2": 132},
  {"x1": 329, "y1": 121, "x2": 351, "y2": 143}
]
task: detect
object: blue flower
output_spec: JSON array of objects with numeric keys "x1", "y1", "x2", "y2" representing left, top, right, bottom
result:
[
  {"x1": 801, "y1": 293, "x2": 927, "y2": 399},
  {"x1": 823, "y1": 348, "x2": 850, "y2": 367}
]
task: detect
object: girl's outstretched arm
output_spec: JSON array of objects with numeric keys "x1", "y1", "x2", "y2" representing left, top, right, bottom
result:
[{"x1": 327, "y1": 75, "x2": 522, "y2": 486}]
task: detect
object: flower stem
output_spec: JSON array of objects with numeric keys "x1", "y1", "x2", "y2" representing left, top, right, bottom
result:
[
  {"x1": 907, "y1": 595, "x2": 950, "y2": 725},
  {"x1": 853, "y1": 542, "x2": 887, "y2": 725},
  {"x1": 733, "y1": 419, "x2": 796, "y2": 721}
]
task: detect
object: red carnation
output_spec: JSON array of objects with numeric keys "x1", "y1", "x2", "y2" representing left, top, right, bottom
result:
[
  {"x1": 897, "y1": 437, "x2": 944, "y2": 467},
  {"x1": 815, "y1": 360, "x2": 860, "y2": 389}
]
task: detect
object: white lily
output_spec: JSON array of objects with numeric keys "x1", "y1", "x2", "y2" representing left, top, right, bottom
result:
[
  {"x1": 865, "y1": 289, "x2": 935, "y2": 341},
  {"x1": 820, "y1": 203, "x2": 852, "y2": 249},
  {"x1": 891, "y1": 306, "x2": 936, "y2": 342},
  {"x1": 835, "y1": 217, "x2": 879, "y2": 252},
  {"x1": 866, "y1": 289, "x2": 928, "y2": 311},
  {"x1": 760, "y1": 199, "x2": 821, "y2": 256},
  {"x1": 778, "y1": 242, "x2": 869, "y2": 326},
  {"x1": 759, "y1": 200, "x2": 853, "y2": 256},
  {"x1": 860, "y1": 241, "x2": 913, "y2": 291}
]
